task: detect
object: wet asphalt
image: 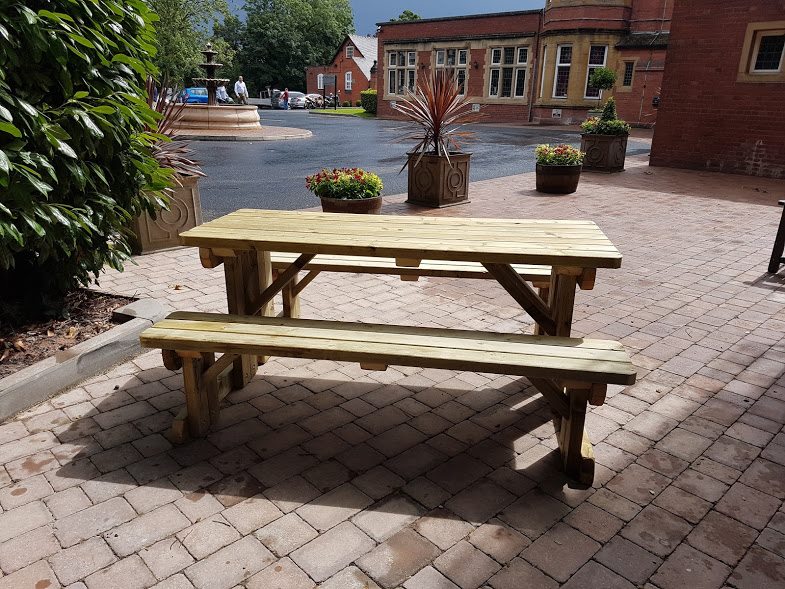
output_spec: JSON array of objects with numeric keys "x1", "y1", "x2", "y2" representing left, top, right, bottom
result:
[{"x1": 190, "y1": 109, "x2": 651, "y2": 220}]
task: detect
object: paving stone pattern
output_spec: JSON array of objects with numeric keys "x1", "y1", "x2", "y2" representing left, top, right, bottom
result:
[{"x1": 1, "y1": 156, "x2": 784, "y2": 588}]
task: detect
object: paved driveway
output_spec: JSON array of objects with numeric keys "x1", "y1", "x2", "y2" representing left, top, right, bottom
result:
[{"x1": 191, "y1": 111, "x2": 651, "y2": 219}]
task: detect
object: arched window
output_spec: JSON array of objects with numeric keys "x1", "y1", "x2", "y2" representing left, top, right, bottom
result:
[{"x1": 317, "y1": 73, "x2": 324, "y2": 90}]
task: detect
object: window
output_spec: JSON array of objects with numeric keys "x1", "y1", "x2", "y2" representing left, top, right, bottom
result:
[
  {"x1": 317, "y1": 73, "x2": 324, "y2": 90},
  {"x1": 622, "y1": 62, "x2": 635, "y2": 87},
  {"x1": 738, "y1": 22, "x2": 785, "y2": 83},
  {"x1": 345, "y1": 71, "x2": 352, "y2": 91},
  {"x1": 553, "y1": 45, "x2": 571, "y2": 98},
  {"x1": 435, "y1": 47, "x2": 468, "y2": 95},
  {"x1": 540, "y1": 46, "x2": 547, "y2": 98},
  {"x1": 346, "y1": 45, "x2": 354, "y2": 58},
  {"x1": 387, "y1": 50, "x2": 416, "y2": 94},
  {"x1": 489, "y1": 46, "x2": 528, "y2": 99},
  {"x1": 584, "y1": 45, "x2": 607, "y2": 98},
  {"x1": 753, "y1": 33, "x2": 785, "y2": 71}
]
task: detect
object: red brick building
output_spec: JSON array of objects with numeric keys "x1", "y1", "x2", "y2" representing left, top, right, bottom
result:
[
  {"x1": 374, "y1": 0, "x2": 672, "y2": 125},
  {"x1": 650, "y1": 0, "x2": 785, "y2": 178},
  {"x1": 306, "y1": 35, "x2": 377, "y2": 105}
]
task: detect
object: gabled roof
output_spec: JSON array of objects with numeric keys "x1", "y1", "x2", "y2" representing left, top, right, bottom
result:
[{"x1": 347, "y1": 35, "x2": 378, "y2": 79}]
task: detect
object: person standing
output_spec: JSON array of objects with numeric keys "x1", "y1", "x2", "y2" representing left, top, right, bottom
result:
[
  {"x1": 282, "y1": 88, "x2": 290, "y2": 110},
  {"x1": 234, "y1": 76, "x2": 248, "y2": 104}
]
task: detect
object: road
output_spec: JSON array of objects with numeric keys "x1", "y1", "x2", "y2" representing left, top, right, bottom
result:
[{"x1": 190, "y1": 110, "x2": 651, "y2": 220}]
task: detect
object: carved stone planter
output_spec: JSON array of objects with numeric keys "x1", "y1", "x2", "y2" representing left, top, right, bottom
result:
[
  {"x1": 132, "y1": 175, "x2": 203, "y2": 254},
  {"x1": 319, "y1": 195, "x2": 382, "y2": 214},
  {"x1": 407, "y1": 152, "x2": 471, "y2": 208},
  {"x1": 535, "y1": 164, "x2": 582, "y2": 194},
  {"x1": 580, "y1": 133, "x2": 628, "y2": 173}
]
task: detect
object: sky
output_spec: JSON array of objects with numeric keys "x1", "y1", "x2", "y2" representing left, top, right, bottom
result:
[{"x1": 352, "y1": 1, "x2": 543, "y2": 35}]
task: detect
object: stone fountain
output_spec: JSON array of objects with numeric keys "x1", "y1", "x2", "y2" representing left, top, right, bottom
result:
[{"x1": 172, "y1": 43, "x2": 261, "y2": 135}]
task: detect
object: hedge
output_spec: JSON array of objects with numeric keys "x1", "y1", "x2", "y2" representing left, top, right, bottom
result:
[{"x1": 360, "y1": 89, "x2": 377, "y2": 114}]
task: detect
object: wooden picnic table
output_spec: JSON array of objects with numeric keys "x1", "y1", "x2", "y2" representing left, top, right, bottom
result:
[{"x1": 179, "y1": 209, "x2": 623, "y2": 388}]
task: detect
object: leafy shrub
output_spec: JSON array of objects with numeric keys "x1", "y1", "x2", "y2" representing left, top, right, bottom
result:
[
  {"x1": 360, "y1": 89, "x2": 377, "y2": 114},
  {"x1": 355, "y1": 100, "x2": 362, "y2": 107},
  {"x1": 342, "y1": 100, "x2": 352, "y2": 107},
  {"x1": 0, "y1": 1, "x2": 167, "y2": 320},
  {"x1": 581, "y1": 97, "x2": 631, "y2": 135},
  {"x1": 535, "y1": 144, "x2": 584, "y2": 166},
  {"x1": 588, "y1": 67, "x2": 616, "y2": 92},
  {"x1": 305, "y1": 168, "x2": 383, "y2": 200}
]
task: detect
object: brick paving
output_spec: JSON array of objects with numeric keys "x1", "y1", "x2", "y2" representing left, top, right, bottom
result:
[{"x1": 1, "y1": 155, "x2": 784, "y2": 588}]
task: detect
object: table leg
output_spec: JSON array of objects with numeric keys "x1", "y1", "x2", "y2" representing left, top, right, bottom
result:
[
  {"x1": 549, "y1": 269, "x2": 579, "y2": 337},
  {"x1": 224, "y1": 250, "x2": 273, "y2": 388},
  {"x1": 768, "y1": 203, "x2": 785, "y2": 273},
  {"x1": 534, "y1": 286, "x2": 550, "y2": 335},
  {"x1": 559, "y1": 388, "x2": 594, "y2": 485}
]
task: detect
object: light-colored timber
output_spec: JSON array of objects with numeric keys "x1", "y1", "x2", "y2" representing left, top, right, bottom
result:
[{"x1": 140, "y1": 312, "x2": 636, "y2": 483}]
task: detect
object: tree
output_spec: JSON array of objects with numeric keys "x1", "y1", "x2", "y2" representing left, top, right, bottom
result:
[
  {"x1": 148, "y1": 0, "x2": 229, "y2": 85},
  {"x1": 212, "y1": 14, "x2": 246, "y2": 84},
  {"x1": 391, "y1": 10, "x2": 421, "y2": 21},
  {"x1": 241, "y1": 0, "x2": 354, "y2": 92},
  {"x1": 0, "y1": 0, "x2": 168, "y2": 320}
]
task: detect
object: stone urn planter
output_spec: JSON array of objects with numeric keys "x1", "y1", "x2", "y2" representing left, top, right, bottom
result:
[
  {"x1": 406, "y1": 152, "x2": 471, "y2": 208},
  {"x1": 319, "y1": 195, "x2": 382, "y2": 214},
  {"x1": 535, "y1": 163, "x2": 582, "y2": 194},
  {"x1": 132, "y1": 175, "x2": 203, "y2": 254},
  {"x1": 580, "y1": 133, "x2": 628, "y2": 173}
]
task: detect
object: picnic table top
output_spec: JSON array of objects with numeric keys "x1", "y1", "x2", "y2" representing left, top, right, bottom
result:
[{"x1": 180, "y1": 209, "x2": 623, "y2": 268}]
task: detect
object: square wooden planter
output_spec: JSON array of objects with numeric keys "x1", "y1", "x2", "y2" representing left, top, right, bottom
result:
[
  {"x1": 406, "y1": 152, "x2": 471, "y2": 208},
  {"x1": 132, "y1": 175, "x2": 203, "y2": 254}
]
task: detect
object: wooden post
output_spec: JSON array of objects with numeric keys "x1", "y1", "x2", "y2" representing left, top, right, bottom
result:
[
  {"x1": 180, "y1": 352, "x2": 213, "y2": 438},
  {"x1": 534, "y1": 286, "x2": 550, "y2": 335},
  {"x1": 549, "y1": 269, "x2": 579, "y2": 337},
  {"x1": 282, "y1": 272, "x2": 301, "y2": 318},
  {"x1": 559, "y1": 388, "x2": 594, "y2": 485},
  {"x1": 224, "y1": 252, "x2": 259, "y2": 388}
]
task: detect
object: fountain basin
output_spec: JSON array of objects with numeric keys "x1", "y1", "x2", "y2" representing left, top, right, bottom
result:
[{"x1": 172, "y1": 104, "x2": 261, "y2": 131}]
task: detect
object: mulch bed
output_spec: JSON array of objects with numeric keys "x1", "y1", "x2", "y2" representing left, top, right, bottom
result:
[{"x1": 0, "y1": 289, "x2": 135, "y2": 379}]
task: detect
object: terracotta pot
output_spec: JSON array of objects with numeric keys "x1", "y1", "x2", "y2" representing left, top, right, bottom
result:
[
  {"x1": 319, "y1": 195, "x2": 382, "y2": 214},
  {"x1": 535, "y1": 164, "x2": 582, "y2": 194},
  {"x1": 580, "y1": 133, "x2": 628, "y2": 173},
  {"x1": 406, "y1": 152, "x2": 471, "y2": 208}
]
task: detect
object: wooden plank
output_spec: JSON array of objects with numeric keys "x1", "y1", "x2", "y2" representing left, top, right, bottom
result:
[
  {"x1": 282, "y1": 272, "x2": 301, "y2": 319},
  {"x1": 528, "y1": 378, "x2": 570, "y2": 418},
  {"x1": 533, "y1": 286, "x2": 551, "y2": 336},
  {"x1": 199, "y1": 248, "x2": 223, "y2": 269},
  {"x1": 360, "y1": 362, "x2": 388, "y2": 371},
  {"x1": 483, "y1": 263, "x2": 556, "y2": 335},
  {"x1": 223, "y1": 254, "x2": 258, "y2": 388},
  {"x1": 247, "y1": 253, "x2": 315, "y2": 317},
  {"x1": 292, "y1": 270, "x2": 320, "y2": 296},
  {"x1": 560, "y1": 389, "x2": 594, "y2": 484},
  {"x1": 170, "y1": 407, "x2": 189, "y2": 444},
  {"x1": 162, "y1": 349, "x2": 182, "y2": 371},
  {"x1": 396, "y1": 258, "x2": 422, "y2": 267},
  {"x1": 140, "y1": 316, "x2": 637, "y2": 385}
]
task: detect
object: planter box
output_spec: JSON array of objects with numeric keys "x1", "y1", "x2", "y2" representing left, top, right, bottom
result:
[
  {"x1": 320, "y1": 195, "x2": 382, "y2": 214},
  {"x1": 132, "y1": 175, "x2": 203, "y2": 254},
  {"x1": 407, "y1": 152, "x2": 471, "y2": 208},
  {"x1": 580, "y1": 133, "x2": 628, "y2": 173},
  {"x1": 536, "y1": 163, "x2": 582, "y2": 194}
]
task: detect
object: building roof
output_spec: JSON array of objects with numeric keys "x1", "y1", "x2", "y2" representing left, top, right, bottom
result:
[
  {"x1": 347, "y1": 35, "x2": 378, "y2": 79},
  {"x1": 376, "y1": 9, "x2": 542, "y2": 27},
  {"x1": 616, "y1": 32, "x2": 670, "y2": 49}
]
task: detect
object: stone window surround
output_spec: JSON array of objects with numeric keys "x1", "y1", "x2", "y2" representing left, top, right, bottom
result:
[{"x1": 737, "y1": 20, "x2": 785, "y2": 83}]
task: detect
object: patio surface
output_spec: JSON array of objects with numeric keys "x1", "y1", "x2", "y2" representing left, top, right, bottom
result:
[{"x1": 1, "y1": 155, "x2": 784, "y2": 589}]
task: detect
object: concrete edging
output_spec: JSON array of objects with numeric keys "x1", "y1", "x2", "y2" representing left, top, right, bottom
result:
[{"x1": 0, "y1": 298, "x2": 170, "y2": 422}]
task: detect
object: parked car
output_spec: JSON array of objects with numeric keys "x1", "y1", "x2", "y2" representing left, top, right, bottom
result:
[
  {"x1": 180, "y1": 87, "x2": 208, "y2": 104},
  {"x1": 272, "y1": 90, "x2": 305, "y2": 109},
  {"x1": 288, "y1": 92, "x2": 307, "y2": 109}
]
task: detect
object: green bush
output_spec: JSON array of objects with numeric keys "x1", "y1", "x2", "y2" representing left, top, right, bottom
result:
[
  {"x1": 355, "y1": 100, "x2": 362, "y2": 107},
  {"x1": 342, "y1": 100, "x2": 351, "y2": 107},
  {"x1": 588, "y1": 67, "x2": 616, "y2": 92},
  {"x1": 581, "y1": 98, "x2": 631, "y2": 135},
  {"x1": 0, "y1": 1, "x2": 168, "y2": 320},
  {"x1": 360, "y1": 89, "x2": 377, "y2": 114}
]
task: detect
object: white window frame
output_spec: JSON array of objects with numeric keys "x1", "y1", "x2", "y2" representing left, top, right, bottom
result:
[
  {"x1": 345, "y1": 71, "x2": 352, "y2": 91},
  {"x1": 387, "y1": 50, "x2": 416, "y2": 95},
  {"x1": 317, "y1": 73, "x2": 324, "y2": 90},
  {"x1": 435, "y1": 47, "x2": 468, "y2": 96},
  {"x1": 553, "y1": 45, "x2": 572, "y2": 99},
  {"x1": 436, "y1": 50, "x2": 445, "y2": 66},
  {"x1": 458, "y1": 50, "x2": 468, "y2": 65},
  {"x1": 540, "y1": 46, "x2": 547, "y2": 98},
  {"x1": 751, "y1": 31, "x2": 785, "y2": 72},
  {"x1": 346, "y1": 45, "x2": 354, "y2": 58},
  {"x1": 584, "y1": 45, "x2": 608, "y2": 99},
  {"x1": 488, "y1": 46, "x2": 528, "y2": 99}
]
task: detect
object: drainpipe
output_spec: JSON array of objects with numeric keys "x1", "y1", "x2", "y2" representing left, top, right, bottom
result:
[
  {"x1": 638, "y1": 0, "x2": 669, "y2": 124},
  {"x1": 527, "y1": 9, "x2": 545, "y2": 123}
]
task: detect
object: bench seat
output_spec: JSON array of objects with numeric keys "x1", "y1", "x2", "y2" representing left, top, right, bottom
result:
[{"x1": 141, "y1": 311, "x2": 636, "y2": 483}]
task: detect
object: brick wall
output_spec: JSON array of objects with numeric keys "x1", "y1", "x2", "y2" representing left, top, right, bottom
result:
[
  {"x1": 629, "y1": 0, "x2": 671, "y2": 33},
  {"x1": 613, "y1": 48, "x2": 667, "y2": 127},
  {"x1": 305, "y1": 38, "x2": 375, "y2": 104},
  {"x1": 650, "y1": 0, "x2": 785, "y2": 178}
]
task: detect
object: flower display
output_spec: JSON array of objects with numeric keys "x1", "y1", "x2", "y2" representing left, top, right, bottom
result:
[
  {"x1": 535, "y1": 144, "x2": 585, "y2": 166},
  {"x1": 305, "y1": 168, "x2": 383, "y2": 200}
]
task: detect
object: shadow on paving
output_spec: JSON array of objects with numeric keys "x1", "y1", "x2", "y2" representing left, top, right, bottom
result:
[{"x1": 44, "y1": 367, "x2": 592, "y2": 529}]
